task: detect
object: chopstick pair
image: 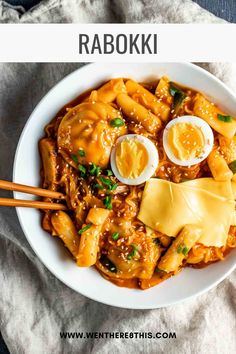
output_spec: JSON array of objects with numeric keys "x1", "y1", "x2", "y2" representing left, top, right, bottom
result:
[{"x1": 0, "y1": 180, "x2": 66, "y2": 210}]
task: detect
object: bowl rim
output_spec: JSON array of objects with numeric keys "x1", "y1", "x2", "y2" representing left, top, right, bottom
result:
[{"x1": 13, "y1": 62, "x2": 236, "y2": 309}]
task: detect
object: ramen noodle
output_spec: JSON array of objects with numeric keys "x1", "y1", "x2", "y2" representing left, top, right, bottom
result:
[{"x1": 39, "y1": 76, "x2": 236, "y2": 290}]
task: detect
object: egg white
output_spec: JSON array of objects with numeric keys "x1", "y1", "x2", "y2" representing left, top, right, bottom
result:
[
  {"x1": 110, "y1": 134, "x2": 159, "y2": 185},
  {"x1": 163, "y1": 115, "x2": 214, "y2": 167}
]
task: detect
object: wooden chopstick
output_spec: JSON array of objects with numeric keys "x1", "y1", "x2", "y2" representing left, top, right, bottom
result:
[
  {"x1": 0, "y1": 198, "x2": 66, "y2": 210},
  {"x1": 0, "y1": 180, "x2": 65, "y2": 200},
  {"x1": 0, "y1": 180, "x2": 67, "y2": 210}
]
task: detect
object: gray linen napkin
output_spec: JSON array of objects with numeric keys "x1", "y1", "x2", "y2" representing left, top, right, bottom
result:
[
  {"x1": 0, "y1": 2, "x2": 235, "y2": 354},
  {"x1": 0, "y1": 0, "x2": 226, "y2": 23}
]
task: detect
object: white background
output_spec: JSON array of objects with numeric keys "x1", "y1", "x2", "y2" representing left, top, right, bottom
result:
[{"x1": 0, "y1": 24, "x2": 236, "y2": 62}]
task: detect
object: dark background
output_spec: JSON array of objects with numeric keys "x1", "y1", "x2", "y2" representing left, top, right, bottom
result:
[{"x1": 0, "y1": 0, "x2": 235, "y2": 353}]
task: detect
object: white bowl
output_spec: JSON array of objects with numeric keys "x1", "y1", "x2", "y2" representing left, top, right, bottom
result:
[{"x1": 13, "y1": 63, "x2": 236, "y2": 309}]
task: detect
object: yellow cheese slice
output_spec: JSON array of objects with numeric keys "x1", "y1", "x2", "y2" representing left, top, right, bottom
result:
[{"x1": 138, "y1": 178, "x2": 234, "y2": 247}]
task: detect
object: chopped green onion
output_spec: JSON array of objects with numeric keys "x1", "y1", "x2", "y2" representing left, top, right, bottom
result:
[
  {"x1": 79, "y1": 149, "x2": 86, "y2": 157},
  {"x1": 99, "y1": 176, "x2": 112, "y2": 186},
  {"x1": 112, "y1": 232, "x2": 119, "y2": 241},
  {"x1": 71, "y1": 154, "x2": 78, "y2": 163},
  {"x1": 98, "y1": 176, "x2": 118, "y2": 192},
  {"x1": 100, "y1": 255, "x2": 117, "y2": 273},
  {"x1": 78, "y1": 164, "x2": 86, "y2": 178},
  {"x1": 228, "y1": 160, "x2": 236, "y2": 174},
  {"x1": 217, "y1": 114, "x2": 233, "y2": 123},
  {"x1": 169, "y1": 83, "x2": 186, "y2": 114},
  {"x1": 107, "y1": 183, "x2": 118, "y2": 191},
  {"x1": 127, "y1": 244, "x2": 138, "y2": 260},
  {"x1": 169, "y1": 85, "x2": 182, "y2": 97},
  {"x1": 78, "y1": 223, "x2": 92, "y2": 235},
  {"x1": 110, "y1": 118, "x2": 125, "y2": 128},
  {"x1": 155, "y1": 267, "x2": 166, "y2": 273},
  {"x1": 177, "y1": 244, "x2": 189, "y2": 256},
  {"x1": 93, "y1": 183, "x2": 104, "y2": 190},
  {"x1": 182, "y1": 246, "x2": 189, "y2": 256},
  {"x1": 177, "y1": 245, "x2": 184, "y2": 254},
  {"x1": 107, "y1": 169, "x2": 113, "y2": 176},
  {"x1": 89, "y1": 163, "x2": 101, "y2": 176},
  {"x1": 103, "y1": 195, "x2": 112, "y2": 209},
  {"x1": 94, "y1": 166, "x2": 101, "y2": 176},
  {"x1": 89, "y1": 163, "x2": 97, "y2": 175}
]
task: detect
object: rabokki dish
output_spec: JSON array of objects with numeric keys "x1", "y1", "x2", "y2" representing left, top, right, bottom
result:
[{"x1": 39, "y1": 76, "x2": 236, "y2": 290}]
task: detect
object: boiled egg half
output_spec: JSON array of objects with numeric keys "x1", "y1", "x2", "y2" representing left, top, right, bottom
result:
[
  {"x1": 163, "y1": 115, "x2": 214, "y2": 166},
  {"x1": 110, "y1": 134, "x2": 159, "y2": 185}
]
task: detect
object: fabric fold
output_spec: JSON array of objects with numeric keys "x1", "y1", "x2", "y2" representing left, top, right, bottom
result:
[{"x1": 0, "y1": 0, "x2": 226, "y2": 23}]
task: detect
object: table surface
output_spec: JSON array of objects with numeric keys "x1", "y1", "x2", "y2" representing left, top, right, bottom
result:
[{"x1": 0, "y1": 1, "x2": 235, "y2": 353}]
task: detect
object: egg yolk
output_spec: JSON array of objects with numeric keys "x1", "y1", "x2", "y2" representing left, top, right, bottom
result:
[
  {"x1": 116, "y1": 139, "x2": 149, "y2": 179},
  {"x1": 167, "y1": 123, "x2": 205, "y2": 161}
]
